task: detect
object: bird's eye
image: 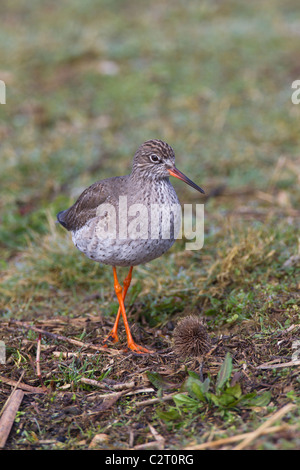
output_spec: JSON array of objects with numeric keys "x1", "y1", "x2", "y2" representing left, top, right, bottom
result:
[{"x1": 150, "y1": 154, "x2": 160, "y2": 163}]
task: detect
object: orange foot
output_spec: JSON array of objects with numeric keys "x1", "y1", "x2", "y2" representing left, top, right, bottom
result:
[
  {"x1": 103, "y1": 330, "x2": 119, "y2": 347},
  {"x1": 127, "y1": 340, "x2": 154, "y2": 354}
]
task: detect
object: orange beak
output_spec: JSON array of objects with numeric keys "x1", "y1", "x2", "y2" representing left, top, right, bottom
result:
[{"x1": 168, "y1": 167, "x2": 205, "y2": 194}]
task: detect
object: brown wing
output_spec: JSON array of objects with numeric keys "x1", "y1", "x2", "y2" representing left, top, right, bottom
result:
[{"x1": 57, "y1": 181, "x2": 108, "y2": 231}]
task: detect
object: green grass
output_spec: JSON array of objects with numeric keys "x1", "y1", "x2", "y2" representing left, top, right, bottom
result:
[{"x1": 0, "y1": 0, "x2": 299, "y2": 450}]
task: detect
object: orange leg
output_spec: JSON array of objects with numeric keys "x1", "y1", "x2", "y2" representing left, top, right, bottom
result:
[
  {"x1": 103, "y1": 266, "x2": 133, "y2": 345},
  {"x1": 111, "y1": 267, "x2": 152, "y2": 354}
]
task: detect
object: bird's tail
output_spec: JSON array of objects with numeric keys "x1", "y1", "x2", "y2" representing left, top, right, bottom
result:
[{"x1": 56, "y1": 210, "x2": 68, "y2": 229}]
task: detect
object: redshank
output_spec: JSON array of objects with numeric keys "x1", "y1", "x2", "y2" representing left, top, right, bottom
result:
[{"x1": 57, "y1": 139, "x2": 204, "y2": 353}]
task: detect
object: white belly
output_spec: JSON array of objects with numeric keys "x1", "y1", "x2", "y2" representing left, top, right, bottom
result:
[{"x1": 71, "y1": 201, "x2": 181, "y2": 267}]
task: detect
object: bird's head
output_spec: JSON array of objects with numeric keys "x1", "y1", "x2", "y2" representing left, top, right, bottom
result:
[{"x1": 131, "y1": 139, "x2": 205, "y2": 194}]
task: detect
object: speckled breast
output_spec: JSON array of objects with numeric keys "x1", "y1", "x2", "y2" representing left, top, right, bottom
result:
[{"x1": 71, "y1": 180, "x2": 182, "y2": 267}]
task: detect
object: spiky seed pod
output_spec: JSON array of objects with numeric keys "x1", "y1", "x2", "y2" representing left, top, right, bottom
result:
[{"x1": 173, "y1": 315, "x2": 211, "y2": 357}]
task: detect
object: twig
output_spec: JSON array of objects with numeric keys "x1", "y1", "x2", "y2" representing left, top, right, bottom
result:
[
  {"x1": 135, "y1": 391, "x2": 187, "y2": 407},
  {"x1": 256, "y1": 360, "x2": 300, "y2": 369},
  {"x1": 184, "y1": 423, "x2": 298, "y2": 450},
  {"x1": 0, "y1": 375, "x2": 45, "y2": 394},
  {"x1": 9, "y1": 320, "x2": 119, "y2": 355},
  {"x1": 80, "y1": 387, "x2": 155, "y2": 400},
  {"x1": 0, "y1": 389, "x2": 24, "y2": 448},
  {"x1": 52, "y1": 351, "x2": 95, "y2": 358},
  {"x1": 36, "y1": 333, "x2": 42, "y2": 379},
  {"x1": 80, "y1": 377, "x2": 135, "y2": 390},
  {"x1": 0, "y1": 371, "x2": 25, "y2": 419},
  {"x1": 234, "y1": 403, "x2": 295, "y2": 450},
  {"x1": 35, "y1": 333, "x2": 48, "y2": 392},
  {"x1": 134, "y1": 441, "x2": 165, "y2": 450},
  {"x1": 148, "y1": 424, "x2": 165, "y2": 450}
]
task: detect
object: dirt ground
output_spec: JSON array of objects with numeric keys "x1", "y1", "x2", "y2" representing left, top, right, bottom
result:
[{"x1": 1, "y1": 311, "x2": 299, "y2": 450}]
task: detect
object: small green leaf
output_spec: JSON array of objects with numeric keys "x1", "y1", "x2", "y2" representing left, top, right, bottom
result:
[
  {"x1": 156, "y1": 408, "x2": 181, "y2": 422},
  {"x1": 208, "y1": 393, "x2": 220, "y2": 406},
  {"x1": 184, "y1": 376, "x2": 210, "y2": 401},
  {"x1": 225, "y1": 383, "x2": 242, "y2": 400},
  {"x1": 146, "y1": 371, "x2": 171, "y2": 390},
  {"x1": 190, "y1": 382, "x2": 206, "y2": 401},
  {"x1": 188, "y1": 370, "x2": 201, "y2": 379},
  {"x1": 173, "y1": 393, "x2": 199, "y2": 411},
  {"x1": 173, "y1": 393, "x2": 195, "y2": 405},
  {"x1": 201, "y1": 377, "x2": 210, "y2": 394},
  {"x1": 240, "y1": 391, "x2": 272, "y2": 408},
  {"x1": 216, "y1": 353, "x2": 233, "y2": 391}
]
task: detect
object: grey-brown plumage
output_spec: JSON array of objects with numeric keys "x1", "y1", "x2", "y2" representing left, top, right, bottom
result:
[
  {"x1": 58, "y1": 140, "x2": 177, "y2": 231},
  {"x1": 57, "y1": 176, "x2": 126, "y2": 232},
  {"x1": 57, "y1": 139, "x2": 204, "y2": 353},
  {"x1": 57, "y1": 139, "x2": 204, "y2": 267}
]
